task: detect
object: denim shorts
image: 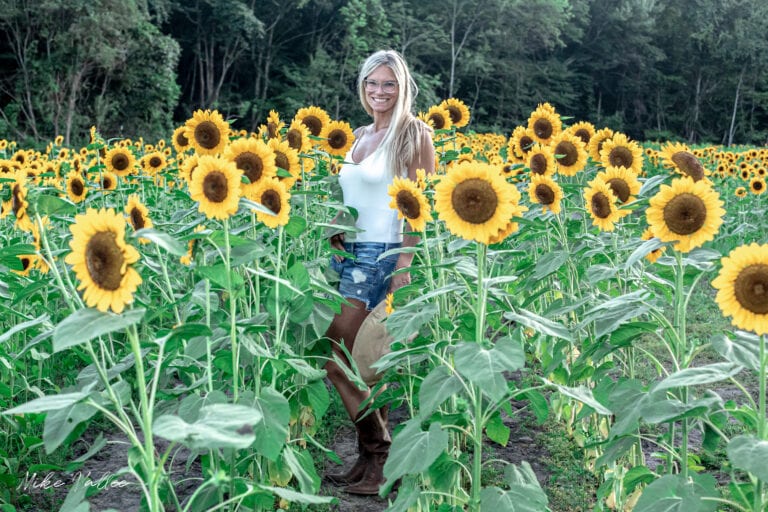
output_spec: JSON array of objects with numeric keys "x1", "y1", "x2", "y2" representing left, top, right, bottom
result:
[{"x1": 330, "y1": 242, "x2": 401, "y2": 311}]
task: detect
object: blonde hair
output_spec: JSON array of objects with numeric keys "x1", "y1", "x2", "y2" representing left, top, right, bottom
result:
[{"x1": 358, "y1": 50, "x2": 429, "y2": 177}]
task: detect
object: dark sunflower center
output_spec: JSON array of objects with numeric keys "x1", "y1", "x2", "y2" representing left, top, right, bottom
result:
[
  {"x1": 662, "y1": 193, "x2": 706, "y2": 235},
  {"x1": 535, "y1": 184, "x2": 555, "y2": 205},
  {"x1": 609, "y1": 147, "x2": 634, "y2": 168},
  {"x1": 112, "y1": 153, "x2": 130, "y2": 171},
  {"x1": 530, "y1": 154, "x2": 549, "y2": 175},
  {"x1": 85, "y1": 231, "x2": 124, "y2": 291},
  {"x1": 734, "y1": 263, "x2": 768, "y2": 314},
  {"x1": 12, "y1": 184, "x2": 23, "y2": 215},
  {"x1": 194, "y1": 121, "x2": 221, "y2": 150},
  {"x1": 175, "y1": 131, "x2": 189, "y2": 147},
  {"x1": 70, "y1": 178, "x2": 84, "y2": 196},
  {"x1": 447, "y1": 106, "x2": 462, "y2": 124},
  {"x1": 328, "y1": 129, "x2": 348, "y2": 149},
  {"x1": 396, "y1": 190, "x2": 421, "y2": 219},
  {"x1": 202, "y1": 171, "x2": 229, "y2": 203},
  {"x1": 274, "y1": 151, "x2": 289, "y2": 172},
  {"x1": 519, "y1": 136, "x2": 535, "y2": 155},
  {"x1": 235, "y1": 152, "x2": 263, "y2": 184},
  {"x1": 267, "y1": 122, "x2": 279, "y2": 139},
  {"x1": 555, "y1": 141, "x2": 578, "y2": 167},
  {"x1": 20, "y1": 256, "x2": 31, "y2": 270},
  {"x1": 429, "y1": 114, "x2": 446, "y2": 130},
  {"x1": 606, "y1": 178, "x2": 631, "y2": 203},
  {"x1": 591, "y1": 192, "x2": 612, "y2": 219},
  {"x1": 671, "y1": 152, "x2": 704, "y2": 181},
  {"x1": 752, "y1": 180, "x2": 764, "y2": 192},
  {"x1": 286, "y1": 129, "x2": 303, "y2": 151},
  {"x1": 130, "y1": 207, "x2": 145, "y2": 230},
  {"x1": 149, "y1": 156, "x2": 162, "y2": 168},
  {"x1": 451, "y1": 178, "x2": 498, "y2": 224},
  {"x1": 102, "y1": 176, "x2": 113, "y2": 189},
  {"x1": 533, "y1": 118, "x2": 553, "y2": 140},
  {"x1": 302, "y1": 116, "x2": 322, "y2": 136},
  {"x1": 261, "y1": 189, "x2": 282, "y2": 214},
  {"x1": 574, "y1": 129, "x2": 591, "y2": 145}
]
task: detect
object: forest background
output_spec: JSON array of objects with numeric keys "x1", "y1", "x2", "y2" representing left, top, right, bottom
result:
[{"x1": 2, "y1": 0, "x2": 768, "y2": 149}]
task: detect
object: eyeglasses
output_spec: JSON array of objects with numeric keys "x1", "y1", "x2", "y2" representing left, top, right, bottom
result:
[{"x1": 364, "y1": 79, "x2": 398, "y2": 93}]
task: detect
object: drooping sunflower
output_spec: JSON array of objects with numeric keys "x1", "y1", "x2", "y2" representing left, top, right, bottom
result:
[
  {"x1": 65, "y1": 171, "x2": 87, "y2": 203},
  {"x1": 528, "y1": 173, "x2": 564, "y2": 215},
  {"x1": 185, "y1": 109, "x2": 230, "y2": 155},
  {"x1": 712, "y1": 243, "x2": 768, "y2": 335},
  {"x1": 599, "y1": 133, "x2": 643, "y2": 175},
  {"x1": 583, "y1": 179, "x2": 621, "y2": 232},
  {"x1": 440, "y1": 98, "x2": 471, "y2": 128},
  {"x1": 388, "y1": 176, "x2": 432, "y2": 232},
  {"x1": 64, "y1": 208, "x2": 142, "y2": 314},
  {"x1": 267, "y1": 138, "x2": 301, "y2": 189},
  {"x1": 172, "y1": 125, "x2": 192, "y2": 154},
  {"x1": 659, "y1": 142, "x2": 708, "y2": 182},
  {"x1": 99, "y1": 171, "x2": 118, "y2": 192},
  {"x1": 508, "y1": 126, "x2": 537, "y2": 163},
  {"x1": 749, "y1": 177, "x2": 766, "y2": 195},
  {"x1": 566, "y1": 121, "x2": 596, "y2": 147},
  {"x1": 125, "y1": 194, "x2": 153, "y2": 244},
  {"x1": 420, "y1": 105, "x2": 453, "y2": 131},
  {"x1": 284, "y1": 120, "x2": 311, "y2": 154},
  {"x1": 141, "y1": 151, "x2": 167, "y2": 175},
  {"x1": 646, "y1": 177, "x2": 725, "y2": 253},
  {"x1": 434, "y1": 161, "x2": 522, "y2": 245},
  {"x1": 526, "y1": 143, "x2": 557, "y2": 178},
  {"x1": 264, "y1": 110, "x2": 285, "y2": 140},
  {"x1": 250, "y1": 178, "x2": 291, "y2": 228},
  {"x1": 223, "y1": 137, "x2": 277, "y2": 196},
  {"x1": 587, "y1": 128, "x2": 614, "y2": 162},
  {"x1": 189, "y1": 156, "x2": 242, "y2": 220},
  {"x1": 527, "y1": 105, "x2": 562, "y2": 145},
  {"x1": 595, "y1": 166, "x2": 641, "y2": 210},
  {"x1": 293, "y1": 106, "x2": 331, "y2": 138},
  {"x1": 551, "y1": 132, "x2": 588, "y2": 176},
  {"x1": 735, "y1": 186, "x2": 747, "y2": 198},
  {"x1": 641, "y1": 227, "x2": 666, "y2": 264},
  {"x1": 319, "y1": 120, "x2": 355, "y2": 157}
]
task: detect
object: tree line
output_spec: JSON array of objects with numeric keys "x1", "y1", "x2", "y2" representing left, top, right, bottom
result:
[{"x1": 2, "y1": 0, "x2": 767, "y2": 148}]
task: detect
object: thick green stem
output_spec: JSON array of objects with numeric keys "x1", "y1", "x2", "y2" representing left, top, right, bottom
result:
[
  {"x1": 470, "y1": 384, "x2": 483, "y2": 512},
  {"x1": 273, "y1": 226, "x2": 285, "y2": 355},
  {"x1": 224, "y1": 218, "x2": 239, "y2": 402},
  {"x1": 674, "y1": 251, "x2": 688, "y2": 479},
  {"x1": 156, "y1": 244, "x2": 182, "y2": 326}
]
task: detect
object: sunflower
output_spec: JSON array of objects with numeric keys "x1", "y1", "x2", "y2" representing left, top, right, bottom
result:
[
  {"x1": 421, "y1": 105, "x2": 453, "y2": 131},
  {"x1": 189, "y1": 156, "x2": 242, "y2": 220},
  {"x1": 125, "y1": 194, "x2": 153, "y2": 244},
  {"x1": 587, "y1": 128, "x2": 614, "y2": 162},
  {"x1": 599, "y1": 133, "x2": 643, "y2": 175},
  {"x1": 284, "y1": 120, "x2": 311, "y2": 154},
  {"x1": 293, "y1": 106, "x2": 331, "y2": 138},
  {"x1": 527, "y1": 106, "x2": 562, "y2": 145},
  {"x1": 172, "y1": 125, "x2": 191, "y2": 154},
  {"x1": 660, "y1": 142, "x2": 707, "y2": 182},
  {"x1": 64, "y1": 208, "x2": 142, "y2": 314},
  {"x1": 734, "y1": 186, "x2": 747, "y2": 198},
  {"x1": 319, "y1": 120, "x2": 355, "y2": 157},
  {"x1": 583, "y1": 179, "x2": 621, "y2": 232},
  {"x1": 142, "y1": 151, "x2": 167, "y2": 175},
  {"x1": 528, "y1": 174, "x2": 564, "y2": 215},
  {"x1": 12, "y1": 254, "x2": 37, "y2": 277},
  {"x1": 385, "y1": 293, "x2": 395, "y2": 315},
  {"x1": 223, "y1": 137, "x2": 277, "y2": 196},
  {"x1": 440, "y1": 98, "x2": 471, "y2": 128},
  {"x1": 434, "y1": 161, "x2": 522, "y2": 245},
  {"x1": 250, "y1": 178, "x2": 291, "y2": 228},
  {"x1": 712, "y1": 243, "x2": 768, "y2": 335},
  {"x1": 30, "y1": 216, "x2": 51, "y2": 273},
  {"x1": 526, "y1": 143, "x2": 557, "y2": 178},
  {"x1": 265, "y1": 110, "x2": 285, "y2": 140},
  {"x1": 180, "y1": 224, "x2": 206, "y2": 265},
  {"x1": 179, "y1": 154, "x2": 200, "y2": 186},
  {"x1": 749, "y1": 177, "x2": 766, "y2": 195},
  {"x1": 2, "y1": 170, "x2": 34, "y2": 232},
  {"x1": 641, "y1": 228, "x2": 666, "y2": 263},
  {"x1": 508, "y1": 126, "x2": 537, "y2": 163},
  {"x1": 65, "y1": 171, "x2": 87, "y2": 203},
  {"x1": 487, "y1": 207, "x2": 528, "y2": 245},
  {"x1": 267, "y1": 138, "x2": 301, "y2": 189},
  {"x1": 595, "y1": 166, "x2": 641, "y2": 209},
  {"x1": 567, "y1": 121, "x2": 596, "y2": 147},
  {"x1": 551, "y1": 132, "x2": 588, "y2": 176},
  {"x1": 99, "y1": 171, "x2": 118, "y2": 192},
  {"x1": 388, "y1": 176, "x2": 432, "y2": 232},
  {"x1": 185, "y1": 109, "x2": 230, "y2": 155},
  {"x1": 646, "y1": 177, "x2": 725, "y2": 253}
]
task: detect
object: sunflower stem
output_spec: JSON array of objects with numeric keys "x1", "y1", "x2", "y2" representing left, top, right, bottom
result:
[
  {"x1": 203, "y1": 250, "x2": 213, "y2": 394},
  {"x1": 223, "y1": 218, "x2": 239, "y2": 402},
  {"x1": 34, "y1": 213, "x2": 79, "y2": 313},
  {"x1": 674, "y1": 250, "x2": 689, "y2": 479},
  {"x1": 155, "y1": 244, "x2": 182, "y2": 326},
  {"x1": 274, "y1": 225, "x2": 285, "y2": 356},
  {"x1": 469, "y1": 242, "x2": 488, "y2": 512}
]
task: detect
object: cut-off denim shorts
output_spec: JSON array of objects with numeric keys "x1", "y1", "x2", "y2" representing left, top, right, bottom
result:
[{"x1": 330, "y1": 241, "x2": 401, "y2": 311}]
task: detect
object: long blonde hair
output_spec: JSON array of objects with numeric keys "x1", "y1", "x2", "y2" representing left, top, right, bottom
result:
[{"x1": 357, "y1": 50, "x2": 428, "y2": 177}]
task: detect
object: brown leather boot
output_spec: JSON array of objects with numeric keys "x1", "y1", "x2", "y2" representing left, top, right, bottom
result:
[
  {"x1": 343, "y1": 409, "x2": 390, "y2": 495},
  {"x1": 325, "y1": 431, "x2": 369, "y2": 485}
]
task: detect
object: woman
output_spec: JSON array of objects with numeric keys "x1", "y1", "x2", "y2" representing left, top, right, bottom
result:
[{"x1": 324, "y1": 49, "x2": 435, "y2": 495}]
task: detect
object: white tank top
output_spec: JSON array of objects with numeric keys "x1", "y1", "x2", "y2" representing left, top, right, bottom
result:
[{"x1": 338, "y1": 145, "x2": 403, "y2": 243}]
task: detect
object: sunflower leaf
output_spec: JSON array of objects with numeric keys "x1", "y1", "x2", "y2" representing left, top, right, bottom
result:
[
  {"x1": 711, "y1": 331, "x2": 760, "y2": 371},
  {"x1": 504, "y1": 308, "x2": 572, "y2": 341},
  {"x1": 53, "y1": 308, "x2": 145, "y2": 353}
]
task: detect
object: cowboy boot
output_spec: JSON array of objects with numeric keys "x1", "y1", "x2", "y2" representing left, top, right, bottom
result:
[
  {"x1": 325, "y1": 425, "x2": 369, "y2": 485},
  {"x1": 344, "y1": 409, "x2": 391, "y2": 495}
]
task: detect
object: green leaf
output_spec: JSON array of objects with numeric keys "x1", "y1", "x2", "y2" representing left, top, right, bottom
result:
[
  {"x1": 491, "y1": 336, "x2": 525, "y2": 372},
  {"x1": 302, "y1": 379, "x2": 330, "y2": 420},
  {"x1": 625, "y1": 237, "x2": 663, "y2": 269},
  {"x1": 133, "y1": 228, "x2": 186, "y2": 256},
  {"x1": 53, "y1": 308, "x2": 145, "y2": 353},
  {"x1": 418, "y1": 366, "x2": 463, "y2": 418},
  {"x1": 532, "y1": 250, "x2": 568, "y2": 280},
  {"x1": 33, "y1": 194, "x2": 77, "y2": 216},
  {"x1": 486, "y1": 412, "x2": 510, "y2": 446},
  {"x1": 633, "y1": 473, "x2": 718, "y2": 512},
  {"x1": 282, "y1": 445, "x2": 320, "y2": 495},
  {"x1": 711, "y1": 332, "x2": 760, "y2": 371},
  {"x1": 480, "y1": 462, "x2": 549, "y2": 511},
  {"x1": 504, "y1": 309, "x2": 572, "y2": 342},
  {"x1": 44, "y1": 401, "x2": 98, "y2": 454},
  {"x1": 250, "y1": 387, "x2": 290, "y2": 461},
  {"x1": 550, "y1": 383, "x2": 612, "y2": 415},
  {"x1": 196, "y1": 265, "x2": 242, "y2": 291},
  {"x1": 524, "y1": 390, "x2": 550, "y2": 424},
  {"x1": 0, "y1": 313, "x2": 50, "y2": 345},
  {"x1": 386, "y1": 302, "x2": 437, "y2": 342},
  {"x1": 284, "y1": 215, "x2": 308, "y2": 237},
  {"x1": 257, "y1": 485, "x2": 336, "y2": 505},
  {"x1": 653, "y1": 362, "x2": 743, "y2": 391},
  {"x1": 3, "y1": 389, "x2": 91, "y2": 415},
  {"x1": 153, "y1": 403, "x2": 262, "y2": 450},
  {"x1": 454, "y1": 342, "x2": 508, "y2": 402},
  {"x1": 383, "y1": 420, "x2": 448, "y2": 494},
  {"x1": 727, "y1": 435, "x2": 768, "y2": 482}
]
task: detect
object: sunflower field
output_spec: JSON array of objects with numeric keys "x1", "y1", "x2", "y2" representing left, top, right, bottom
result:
[{"x1": 1, "y1": 100, "x2": 767, "y2": 512}]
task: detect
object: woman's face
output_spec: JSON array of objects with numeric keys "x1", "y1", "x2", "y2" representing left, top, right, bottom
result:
[{"x1": 364, "y1": 65, "x2": 399, "y2": 115}]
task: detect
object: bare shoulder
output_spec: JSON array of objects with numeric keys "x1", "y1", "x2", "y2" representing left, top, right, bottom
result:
[{"x1": 353, "y1": 125, "x2": 369, "y2": 138}]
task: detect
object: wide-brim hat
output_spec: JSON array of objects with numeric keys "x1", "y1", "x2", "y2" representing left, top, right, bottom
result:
[{"x1": 352, "y1": 300, "x2": 393, "y2": 386}]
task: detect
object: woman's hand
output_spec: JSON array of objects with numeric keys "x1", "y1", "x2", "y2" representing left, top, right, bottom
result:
[
  {"x1": 329, "y1": 233, "x2": 346, "y2": 262},
  {"x1": 389, "y1": 257, "x2": 412, "y2": 292}
]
